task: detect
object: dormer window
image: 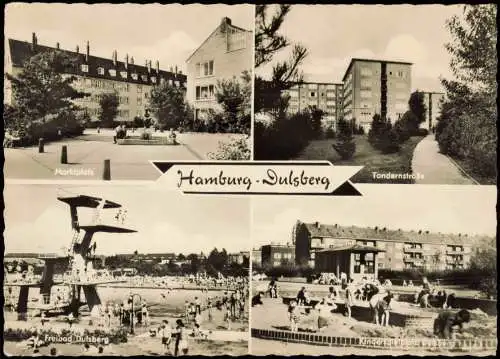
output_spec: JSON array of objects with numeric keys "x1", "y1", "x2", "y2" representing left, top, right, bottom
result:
[
  {"x1": 97, "y1": 67, "x2": 105, "y2": 75},
  {"x1": 151, "y1": 76, "x2": 156, "y2": 84},
  {"x1": 131, "y1": 73, "x2": 138, "y2": 80},
  {"x1": 120, "y1": 71, "x2": 128, "y2": 79},
  {"x1": 174, "y1": 80, "x2": 180, "y2": 87},
  {"x1": 109, "y1": 69, "x2": 116, "y2": 77},
  {"x1": 168, "y1": 79, "x2": 173, "y2": 86},
  {"x1": 81, "y1": 64, "x2": 89, "y2": 73},
  {"x1": 141, "y1": 75, "x2": 148, "y2": 82}
]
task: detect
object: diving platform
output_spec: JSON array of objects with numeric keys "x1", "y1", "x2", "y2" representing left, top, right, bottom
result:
[{"x1": 57, "y1": 195, "x2": 122, "y2": 209}]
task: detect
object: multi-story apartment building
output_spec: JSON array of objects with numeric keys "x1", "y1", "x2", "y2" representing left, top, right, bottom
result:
[
  {"x1": 261, "y1": 244, "x2": 295, "y2": 268},
  {"x1": 186, "y1": 17, "x2": 252, "y2": 121},
  {"x1": 292, "y1": 221, "x2": 485, "y2": 280},
  {"x1": 284, "y1": 82, "x2": 344, "y2": 129},
  {"x1": 421, "y1": 91, "x2": 445, "y2": 131},
  {"x1": 342, "y1": 58, "x2": 412, "y2": 131},
  {"x1": 5, "y1": 33, "x2": 187, "y2": 123}
]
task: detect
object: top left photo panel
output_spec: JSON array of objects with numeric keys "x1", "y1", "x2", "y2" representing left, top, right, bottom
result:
[{"x1": 4, "y1": 3, "x2": 254, "y2": 181}]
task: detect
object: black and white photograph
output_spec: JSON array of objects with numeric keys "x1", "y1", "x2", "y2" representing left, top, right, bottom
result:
[
  {"x1": 253, "y1": 4, "x2": 496, "y2": 185},
  {"x1": 250, "y1": 185, "x2": 497, "y2": 355},
  {"x1": 4, "y1": 3, "x2": 253, "y2": 181},
  {"x1": 3, "y1": 184, "x2": 250, "y2": 356}
]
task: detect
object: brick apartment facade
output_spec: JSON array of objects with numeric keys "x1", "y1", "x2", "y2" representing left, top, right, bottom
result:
[
  {"x1": 292, "y1": 220, "x2": 486, "y2": 273},
  {"x1": 5, "y1": 33, "x2": 187, "y2": 123},
  {"x1": 186, "y1": 17, "x2": 252, "y2": 121},
  {"x1": 261, "y1": 244, "x2": 295, "y2": 268}
]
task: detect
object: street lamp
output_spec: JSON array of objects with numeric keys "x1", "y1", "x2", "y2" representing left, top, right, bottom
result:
[{"x1": 129, "y1": 293, "x2": 141, "y2": 335}]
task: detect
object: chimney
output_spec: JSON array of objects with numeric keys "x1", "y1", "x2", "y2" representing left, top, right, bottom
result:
[
  {"x1": 56, "y1": 42, "x2": 60, "y2": 50},
  {"x1": 221, "y1": 17, "x2": 231, "y2": 26},
  {"x1": 315, "y1": 221, "x2": 320, "y2": 229},
  {"x1": 130, "y1": 56, "x2": 134, "y2": 65},
  {"x1": 147, "y1": 60, "x2": 151, "y2": 73},
  {"x1": 76, "y1": 45, "x2": 79, "y2": 54},
  {"x1": 113, "y1": 50, "x2": 117, "y2": 66},
  {"x1": 156, "y1": 60, "x2": 159, "y2": 74},
  {"x1": 125, "y1": 54, "x2": 129, "y2": 69},
  {"x1": 31, "y1": 32, "x2": 37, "y2": 51},
  {"x1": 86, "y1": 41, "x2": 89, "y2": 62},
  {"x1": 175, "y1": 65, "x2": 178, "y2": 74}
]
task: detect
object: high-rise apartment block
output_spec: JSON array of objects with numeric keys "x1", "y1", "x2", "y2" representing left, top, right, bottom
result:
[{"x1": 342, "y1": 58, "x2": 412, "y2": 131}]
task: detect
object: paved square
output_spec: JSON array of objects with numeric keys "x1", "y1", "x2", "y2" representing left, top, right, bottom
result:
[{"x1": 4, "y1": 130, "x2": 245, "y2": 181}]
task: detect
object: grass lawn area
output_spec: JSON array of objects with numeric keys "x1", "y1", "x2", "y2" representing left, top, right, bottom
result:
[
  {"x1": 295, "y1": 135, "x2": 425, "y2": 183},
  {"x1": 450, "y1": 157, "x2": 496, "y2": 185}
]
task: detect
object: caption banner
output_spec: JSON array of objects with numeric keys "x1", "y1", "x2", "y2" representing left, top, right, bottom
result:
[{"x1": 151, "y1": 161, "x2": 363, "y2": 196}]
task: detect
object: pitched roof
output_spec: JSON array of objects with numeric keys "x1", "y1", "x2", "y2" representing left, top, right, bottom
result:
[
  {"x1": 186, "y1": 18, "x2": 251, "y2": 63},
  {"x1": 302, "y1": 222, "x2": 489, "y2": 246},
  {"x1": 8, "y1": 38, "x2": 186, "y2": 86}
]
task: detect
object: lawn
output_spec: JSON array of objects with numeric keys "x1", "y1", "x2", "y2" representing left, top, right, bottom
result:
[{"x1": 295, "y1": 135, "x2": 425, "y2": 184}]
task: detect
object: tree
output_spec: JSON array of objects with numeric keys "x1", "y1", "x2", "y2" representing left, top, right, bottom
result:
[
  {"x1": 148, "y1": 81, "x2": 188, "y2": 131},
  {"x1": 436, "y1": 5, "x2": 497, "y2": 182},
  {"x1": 469, "y1": 237, "x2": 496, "y2": 298},
  {"x1": 408, "y1": 90, "x2": 426, "y2": 126},
  {"x1": 332, "y1": 118, "x2": 356, "y2": 160},
  {"x1": 306, "y1": 106, "x2": 324, "y2": 139},
  {"x1": 6, "y1": 50, "x2": 87, "y2": 127},
  {"x1": 98, "y1": 92, "x2": 119, "y2": 128},
  {"x1": 214, "y1": 70, "x2": 252, "y2": 134}
]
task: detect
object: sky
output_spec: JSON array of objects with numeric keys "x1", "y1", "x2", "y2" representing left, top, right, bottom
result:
[
  {"x1": 256, "y1": 4, "x2": 464, "y2": 92},
  {"x1": 4, "y1": 3, "x2": 254, "y2": 74},
  {"x1": 4, "y1": 184, "x2": 251, "y2": 255},
  {"x1": 251, "y1": 184, "x2": 497, "y2": 248}
]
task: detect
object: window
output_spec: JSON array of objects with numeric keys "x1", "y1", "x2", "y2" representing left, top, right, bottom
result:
[
  {"x1": 80, "y1": 64, "x2": 89, "y2": 73},
  {"x1": 310, "y1": 92, "x2": 316, "y2": 97},
  {"x1": 169, "y1": 79, "x2": 173, "y2": 86},
  {"x1": 326, "y1": 91, "x2": 335, "y2": 98},
  {"x1": 120, "y1": 71, "x2": 128, "y2": 79},
  {"x1": 141, "y1": 75, "x2": 148, "y2": 82},
  {"x1": 360, "y1": 90, "x2": 372, "y2": 99},
  {"x1": 131, "y1": 73, "x2": 138, "y2": 80},
  {"x1": 175, "y1": 80, "x2": 180, "y2": 87},
  {"x1": 109, "y1": 69, "x2": 116, "y2": 77},
  {"x1": 196, "y1": 85, "x2": 215, "y2": 100},
  {"x1": 97, "y1": 67, "x2": 105, "y2": 75},
  {"x1": 360, "y1": 67, "x2": 372, "y2": 76},
  {"x1": 151, "y1": 76, "x2": 156, "y2": 84},
  {"x1": 273, "y1": 253, "x2": 281, "y2": 259}
]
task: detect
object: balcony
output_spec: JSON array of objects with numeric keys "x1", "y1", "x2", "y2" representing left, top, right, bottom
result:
[
  {"x1": 403, "y1": 256, "x2": 423, "y2": 264},
  {"x1": 446, "y1": 249, "x2": 464, "y2": 255},
  {"x1": 404, "y1": 247, "x2": 423, "y2": 253}
]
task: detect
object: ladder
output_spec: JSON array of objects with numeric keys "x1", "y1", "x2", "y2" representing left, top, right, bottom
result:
[{"x1": 67, "y1": 230, "x2": 80, "y2": 273}]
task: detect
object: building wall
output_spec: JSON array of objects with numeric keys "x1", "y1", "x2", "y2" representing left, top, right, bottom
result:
[
  {"x1": 422, "y1": 92, "x2": 445, "y2": 130},
  {"x1": 286, "y1": 82, "x2": 343, "y2": 128},
  {"x1": 343, "y1": 60, "x2": 412, "y2": 131},
  {"x1": 252, "y1": 250, "x2": 262, "y2": 267},
  {"x1": 261, "y1": 245, "x2": 295, "y2": 268},
  {"x1": 186, "y1": 18, "x2": 252, "y2": 121}
]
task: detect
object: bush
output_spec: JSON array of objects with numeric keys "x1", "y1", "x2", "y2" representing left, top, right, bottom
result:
[
  {"x1": 368, "y1": 114, "x2": 400, "y2": 153},
  {"x1": 207, "y1": 137, "x2": 251, "y2": 160},
  {"x1": 325, "y1": 127, "x2": 335, "y2": 139}
]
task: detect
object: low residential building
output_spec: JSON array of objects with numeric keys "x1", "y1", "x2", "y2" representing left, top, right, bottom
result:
[
  {"x1": 292, "y1": 221, "x2": 485, "y2": 277},
  {"x1": 228, "y1": 251, "x2": 249, "y2": 265},
  {"x1": 186, "y1": 17, "x2": 252, "y2": 121},
  {"x1": 261, "y1": 244, "x2": 295, "y2": 268},
  {"x1": 5, "y1": 33, "x2": 186, "y2": 123}
]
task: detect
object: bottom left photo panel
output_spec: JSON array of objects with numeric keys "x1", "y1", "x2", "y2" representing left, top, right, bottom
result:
[{"x1": 3, "y1": 183, "x2": 250, "y2": 356}]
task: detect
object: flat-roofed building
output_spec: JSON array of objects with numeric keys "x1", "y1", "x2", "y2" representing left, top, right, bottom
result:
[{"x1": 342, "y1": 58, "x2": 412, "y2": 131}]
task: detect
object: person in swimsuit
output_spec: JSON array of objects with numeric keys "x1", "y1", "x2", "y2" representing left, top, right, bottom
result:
[{"x1": 174, "y1": 319, "x2": 189, "y2": 356}]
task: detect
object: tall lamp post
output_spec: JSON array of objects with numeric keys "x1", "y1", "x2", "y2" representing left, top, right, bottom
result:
[{"x1": 129, "y1": 293, "x2": 141, "y2": 335}]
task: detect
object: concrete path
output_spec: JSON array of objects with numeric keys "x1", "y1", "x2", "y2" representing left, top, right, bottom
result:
[{"x1": 411, "y1": 135, "x2": 476, "y2": 185}]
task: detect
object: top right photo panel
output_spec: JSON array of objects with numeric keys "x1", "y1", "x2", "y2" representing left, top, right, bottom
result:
[{"x1": 253, "y1": 4, "x2": 497, "y2": 185}]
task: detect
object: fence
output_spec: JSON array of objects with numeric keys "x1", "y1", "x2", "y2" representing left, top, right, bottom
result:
[{"x1": 251, "y1": 328, "x2": 497, "y2": 352}]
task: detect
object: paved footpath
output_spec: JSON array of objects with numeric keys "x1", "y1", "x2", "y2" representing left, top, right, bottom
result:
[{"x1": 411, "y1": 135, "x2": 476, "y2": 185}]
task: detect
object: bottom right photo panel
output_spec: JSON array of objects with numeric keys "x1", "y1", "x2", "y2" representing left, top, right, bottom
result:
[{"x1": 250, "y1": 185, "x2": 497, "y2": 356}]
